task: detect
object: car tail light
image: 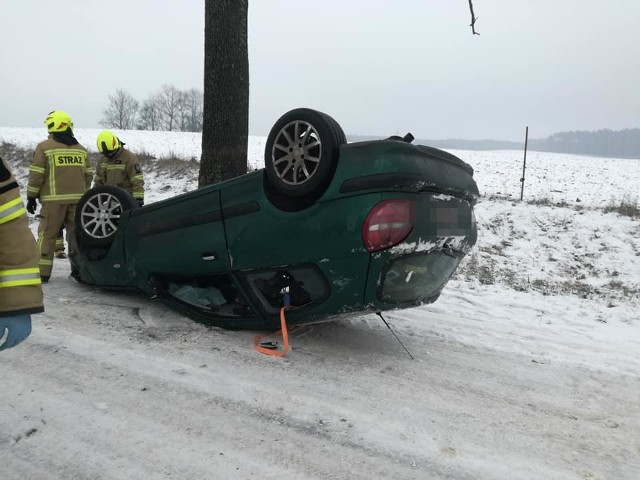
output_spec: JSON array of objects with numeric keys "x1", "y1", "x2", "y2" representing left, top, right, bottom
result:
[{"x1": 362, "y1": 199, "x2": 415, "y2": 252}]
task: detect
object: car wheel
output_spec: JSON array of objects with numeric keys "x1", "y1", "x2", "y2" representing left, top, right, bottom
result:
[
  {"x1": 264, "y1": 108, "x2": 346, "y2": 198},
  {"x1": 75, "y1": 186, "x2": 137, "y2": 248},
  {"x1": 322, "y1": 110, "x2": 347, "y2": 145}
]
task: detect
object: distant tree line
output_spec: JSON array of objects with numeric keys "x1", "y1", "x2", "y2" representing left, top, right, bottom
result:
[
  {"x1": 528, "y1": 129, "x2": 640, "y2": 159},
  {"x1": 411, "y1": 129, "x2": 640, "y2": 159},
  {"x1": 100, "y1": 86, "x2": 203, "y2": 132}
]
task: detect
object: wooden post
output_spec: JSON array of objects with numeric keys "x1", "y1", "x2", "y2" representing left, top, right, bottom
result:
[{"x1": 520, "y1": 126, "x2": 529, "y2": 201}]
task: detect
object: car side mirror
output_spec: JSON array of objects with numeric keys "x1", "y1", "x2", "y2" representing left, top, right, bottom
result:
[{"x1": 386, "y1": 133, "x2": 414, "y2": 143}]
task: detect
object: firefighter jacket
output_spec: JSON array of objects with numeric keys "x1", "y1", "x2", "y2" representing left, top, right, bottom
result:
[
  {"x1": 94, "y1": 148, "x2": 144, "y2": 201},
  {"x1": 0, "y1": 156, "x2": 44, "y2": 316},
  {"x1": 27, "y1": 136, "x2": 92, "y2": 203}
]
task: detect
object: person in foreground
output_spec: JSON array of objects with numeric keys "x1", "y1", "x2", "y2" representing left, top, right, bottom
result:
[
  {"x1": 95, "y1": 129, "x2": 145, "y2": 206},
  {"x1": 27, "y1": 110, "x2": 93, "y2": 282},
  {"x1": 0, "y1": 156, "x2": 44, "y2": 351}
]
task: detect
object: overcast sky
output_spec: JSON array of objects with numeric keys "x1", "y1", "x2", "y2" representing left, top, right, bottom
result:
[{"x1": 1, "y1": 0, "x2": 639, "y2": 141}]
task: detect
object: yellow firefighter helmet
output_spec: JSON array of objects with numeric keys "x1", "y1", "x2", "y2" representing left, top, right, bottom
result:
[
  {"x1": 96, "y1": 130, "x2": 122, "y2": 155},
  {"x1": 44, "y1": 110, "x2": 74, "y2": 133}
]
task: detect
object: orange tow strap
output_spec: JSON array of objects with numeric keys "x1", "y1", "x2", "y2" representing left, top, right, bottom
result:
[{"x1": 253, "y1": 307, "x2": 290, "y2": 357}]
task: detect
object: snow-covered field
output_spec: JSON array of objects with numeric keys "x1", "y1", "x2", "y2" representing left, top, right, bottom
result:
[{"x1": 1, "y1": 127, "x2": 639, "y2": 479}]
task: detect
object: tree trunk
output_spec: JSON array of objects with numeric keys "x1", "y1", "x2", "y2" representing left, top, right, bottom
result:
[{"x1": 199, "y1": 0, "x2": 249, "y2": 188}]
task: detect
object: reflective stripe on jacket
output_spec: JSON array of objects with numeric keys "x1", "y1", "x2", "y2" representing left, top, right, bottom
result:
[
  {"x1": 0, "y1": 268, "x2": 41, "y2": 288},
  {"x1": 0, "y1": 156, "x2": 44, "y2": 317},
  {"x1": 0, "y1": 197, "x2": 26, "y2": 225},
  {"x1": 28, "y1": 137, "x2": 92, "y2": 203}
]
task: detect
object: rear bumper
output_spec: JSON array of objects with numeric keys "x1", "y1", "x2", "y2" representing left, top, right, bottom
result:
[{"x1": 366, "y1": 192, "x2": 477, "y2": 308}]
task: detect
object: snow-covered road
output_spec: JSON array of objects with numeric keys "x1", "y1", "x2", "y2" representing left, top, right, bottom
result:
[{"x1": 2, "y1": 259, "x2": 638, "y2": 480}]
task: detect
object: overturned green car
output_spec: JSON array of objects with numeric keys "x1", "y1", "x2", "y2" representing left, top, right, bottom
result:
[{"x1": 69, "y1": 108, "x2": 479, "y2": 329}]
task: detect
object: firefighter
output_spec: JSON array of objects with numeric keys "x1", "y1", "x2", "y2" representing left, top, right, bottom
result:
[
  {"x1": 27, "y1": 111, "x2": 92, "y2": 282},
  {"x1": 94, "y1": 130, "x2": 144, "y2": 206},
  {"x1": 54, "y1": 227, "x2": 66, "y2": 258},
  {"x1": 0, "y1": 156, "x2": 44, "y2": 351}
]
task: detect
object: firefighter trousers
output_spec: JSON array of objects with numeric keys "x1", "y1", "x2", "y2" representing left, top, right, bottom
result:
[{"x1": 36, "y1": 203, "x2": 76, "y2": 278}]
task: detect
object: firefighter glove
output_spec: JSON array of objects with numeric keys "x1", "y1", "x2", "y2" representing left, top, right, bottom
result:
[
  {"x1": 0, "y1": 314, "x2": 33, "y2": 352},
  {"x1": 26, "y1": 197, "x2": 37, "y2": 214}
]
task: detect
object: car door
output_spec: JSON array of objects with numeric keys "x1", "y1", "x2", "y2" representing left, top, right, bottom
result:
[{"x1": 123, "y1": 188, "x2": 231, "y2": 282}]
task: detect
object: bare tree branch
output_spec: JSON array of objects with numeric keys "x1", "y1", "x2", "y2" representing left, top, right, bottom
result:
[
  {"x1": 100, "y1": 89, "x2": 139, "y2": 130},
  {"x1": 468, "y1": 0, "x2": 480, "y2": 35}
]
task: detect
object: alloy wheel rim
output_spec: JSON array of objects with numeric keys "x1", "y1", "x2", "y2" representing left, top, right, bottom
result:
[
  {"x1": 80, "y1": 193, "x2": 123, "y2": 239},
  {"x1": 271, "y1": 120, "x2": 322, "y2": 186}
]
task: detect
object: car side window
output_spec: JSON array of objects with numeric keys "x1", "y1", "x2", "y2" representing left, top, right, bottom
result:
[
  {"x1": 154, "y1": 274, "x2": 255, "y2": 318},
  {"x1": 243, "y1": 265, "x2": 329, "y2": 314}
]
